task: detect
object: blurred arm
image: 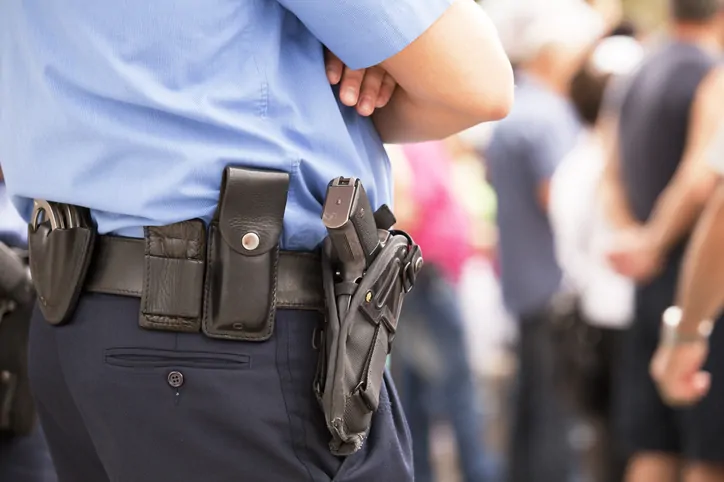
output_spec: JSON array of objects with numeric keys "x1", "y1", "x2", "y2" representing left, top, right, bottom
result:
[
  {"x1": 675, "y1": 181, "x2": 724, "y2": 334},
  {"x1": 641, "y1": 67, "x2": 724, "y2": 255},
  {"x1": 599, "y1": 113, "x2": 639, "y2": 229},
  {"x1": 374, "y1": 0, "x2": 514, "y2": 143}
]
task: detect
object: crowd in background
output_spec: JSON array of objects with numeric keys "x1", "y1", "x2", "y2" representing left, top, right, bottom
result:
[
  {"x1": 384, "y1": 1, "x2": 724, "y2": 481},
  {"x1": 5, "y1": 0, "x2": 724, "y2": 481}
]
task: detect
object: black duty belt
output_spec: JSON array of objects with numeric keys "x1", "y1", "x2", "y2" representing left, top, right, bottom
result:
[
  {"x1": 28, "y1": 166, "x2": 325, "y2": 341},
  {"x1": 84, "y1": 235, "x2": 324, "y2": 311}
]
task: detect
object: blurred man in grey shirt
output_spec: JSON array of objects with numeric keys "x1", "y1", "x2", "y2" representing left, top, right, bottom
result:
[{"x1": 484, "y1": 4, "x2": 604, "y2": 482}]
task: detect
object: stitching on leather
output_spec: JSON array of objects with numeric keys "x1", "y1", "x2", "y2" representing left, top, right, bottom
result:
[
  {"x1": 142, "y1": 231, "x2": 151, "y2": 317},
  {"x1": 98, "y1": 287, "x2": 140, "y2": 297},
  {"x1": 145, "y1": 314, "x2": 196, "y2": 329},
  {"x1": 263, "y1": 245, "x2": 280, "y2": 339},
  {"x1": 202, "y1": 224, "x2": 215, "y2": 335}
]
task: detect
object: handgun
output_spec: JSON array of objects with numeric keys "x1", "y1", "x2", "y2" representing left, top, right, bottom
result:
[{"x1": 322, "y1": 177, "x2": 381, "y2": 283}]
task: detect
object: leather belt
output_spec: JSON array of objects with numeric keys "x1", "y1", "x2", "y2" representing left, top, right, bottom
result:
[{"x1": 84, "y1": 235, "x2": 325, "y2": 311}]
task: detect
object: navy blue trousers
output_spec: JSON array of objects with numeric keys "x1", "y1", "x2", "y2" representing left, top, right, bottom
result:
[
  {"x1": 0, "y1": 425, "x2": 58, "y2": 482},
  {"x1": 28, "y1": 293, "x2": 413, "y2": 482}
]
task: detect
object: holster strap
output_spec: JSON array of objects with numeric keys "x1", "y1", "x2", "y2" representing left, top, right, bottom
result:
[{"x1": 85, "y1": 235, "x2": 324, "y2": 311}]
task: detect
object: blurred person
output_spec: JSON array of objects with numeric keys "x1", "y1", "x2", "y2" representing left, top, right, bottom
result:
[
  {"x1": 483, "y1": 3, "x2": 605, "y2": 482},
  {"x1": 603, "y1": 1, "x2": 724, "y2": 481},
  {"x1": 390, "y1": 141, "x2": 494, "y2": 482},
  {"x1": 549, "y1": 35, "x2": 644, "y2": 482},
  {"x1": 0, "y1": 167, "x2": 57, "y2": 482},
  {"x1": 0, "y1": 0, "x2": 514, "y2": 481},
  {"x1": 651, "y1": 121, "x2": 724, "y2": 440}
]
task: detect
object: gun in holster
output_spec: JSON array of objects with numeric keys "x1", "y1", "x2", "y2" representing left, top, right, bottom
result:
[
  {"x1": 0, "y1": 242, "x2": 37, "y2": 436},
  {"x1": 315, "y1": 177, "x2": 423, "y2": 456}
]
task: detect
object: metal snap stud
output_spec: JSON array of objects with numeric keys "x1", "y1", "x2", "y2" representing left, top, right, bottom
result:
[
  {"x1": 242, "y1": 232, "x2": 260, "y2": 251},
  {"x1": 365, "y1": 291, "x2": 373, "y2": 303},
  {"x1": 167, "y1": 371, "x2": 184, "y2": 388}
]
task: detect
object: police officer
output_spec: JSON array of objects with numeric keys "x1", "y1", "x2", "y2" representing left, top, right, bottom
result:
[
  {"x1": 0, "y1": 1, "x2": 513, "y2": 480},
  {"x1": 0, "y1": 167, "x2": 57, "y2": 482}
]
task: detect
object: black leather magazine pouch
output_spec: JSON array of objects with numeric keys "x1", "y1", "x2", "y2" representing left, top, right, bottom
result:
[
  {"x1": 139, "y1": 220, "x2": 206, "y2": 333},
  {"x1": 28, "y1": 200, "x2": 96, "y2": 325},
  {"x1": 202, "y1": 166, "x2": 290, "y2": 342}
]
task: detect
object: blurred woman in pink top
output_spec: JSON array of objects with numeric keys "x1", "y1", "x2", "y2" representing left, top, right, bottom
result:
[
  {"x1": 390, "y1": 141, "x2": 495, "y2": 482},
  {"x1": 398, "y1": 141, "x2": 475, "y2": 283}
]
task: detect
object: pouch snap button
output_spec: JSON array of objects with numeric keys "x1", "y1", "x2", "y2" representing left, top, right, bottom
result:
[
  {"x1": 242, "y1": 232, "x2": 260, "y2": 251},
  {"x1": 167, "y1": 371, "x2": 184, "y2": 388}
]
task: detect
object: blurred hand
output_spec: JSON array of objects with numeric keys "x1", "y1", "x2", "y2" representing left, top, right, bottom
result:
[
  {"x1": 651, "y1": 340, "x2": 711, "y2": 407},
  {"x1": 607, "y1": 226, "x2": 664, "y2": 282},
  {"x1": 325, "y1": 50, "x2": 397, "y2": 117}
]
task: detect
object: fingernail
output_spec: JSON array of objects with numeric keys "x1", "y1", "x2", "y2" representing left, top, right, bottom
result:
[
  {"x1": 342, "y1": 88, "x2": 357, "y2": 106},
  {"x1": 359, "y1": 97, "x2": 374, "y2": 116}
]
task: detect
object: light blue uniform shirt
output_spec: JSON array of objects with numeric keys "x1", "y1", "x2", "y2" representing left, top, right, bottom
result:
[{"x1": 0, "y1": 0, "x2": 452, "y2": 251}]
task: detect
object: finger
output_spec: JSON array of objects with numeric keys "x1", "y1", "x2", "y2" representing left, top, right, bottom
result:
[
  {"x1": 324, "y1": 50, "x2": 344, "y2": 85},
  {"x1": 661, "y1": 369, "x2": 711, "y2": 407},
  {"x1": 376, "y1": 74, "x2": 397, "y2": 108},
  {"x1": 694, "y1": 370, "x2": 711, "y2": 397},
  {"x1": 339, "y1": 67, "x2": 366, "y2": 107},
  {"x1": 357, "y1": 66, "x2": 386, "y2": 116}
]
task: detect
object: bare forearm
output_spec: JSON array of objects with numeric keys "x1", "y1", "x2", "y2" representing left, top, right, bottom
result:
[
  {"x1": 373, "y1": 88, "x2": 504, "y2": 144},
  {"x1": 374, "y1": 0, "x2": 513, "y2": 143},
  {"x1": 600, "y1": 174, "x2": 638, "y2": 229},
  {"x1": 646, "y1": 170, "x2": 715, "y2": 254},
  {"x1": 677, "y1": 183, "x2": 724, "y2": 333}
]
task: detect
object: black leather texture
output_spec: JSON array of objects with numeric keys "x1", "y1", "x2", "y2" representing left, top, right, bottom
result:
[
  {"x1": 202, "y1": 166, "x2": 290, "y2": 341},
  {"x1": 139, "y1": 220, "x2": 206, "y2": 333},
  {"x1": 28, "y1": 223, "x2": 96, "y2": 325},
  {"x1": 85, "y1": 237, "x2": 324, "y2": 311}
]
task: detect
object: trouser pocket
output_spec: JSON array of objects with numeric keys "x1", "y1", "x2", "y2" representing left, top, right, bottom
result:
[{"x1": 104, "y1": 348, "x2": 250, "y2": 370}]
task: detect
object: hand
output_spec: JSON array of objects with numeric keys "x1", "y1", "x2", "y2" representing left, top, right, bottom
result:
[
  {"x1": 607, "y1": 226, "x2": 664, "y2": 282},
  {"x1": 651, "y1": 340, "x2": 711, "y2": 406},
  {"x1": 324, "y1": 50, "x2": 397, "y2": 117}
]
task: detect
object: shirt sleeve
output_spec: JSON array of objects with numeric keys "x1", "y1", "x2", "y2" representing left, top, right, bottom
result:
[{"x1": 276, "y1": 0, "x2": 453, "y2": 69}]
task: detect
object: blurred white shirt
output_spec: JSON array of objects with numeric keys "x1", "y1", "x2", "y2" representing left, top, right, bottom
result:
[{"x1": 549, "y1": 130, "x2": 634, "y2": 328}]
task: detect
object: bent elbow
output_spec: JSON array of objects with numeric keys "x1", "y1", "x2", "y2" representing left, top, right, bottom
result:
[
  {"x1": 484, "y1": 87, "x2": 514, "y2": 121},
  {"x1": 468, "y1": 63, "x2": 515, "y2": 122}
]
